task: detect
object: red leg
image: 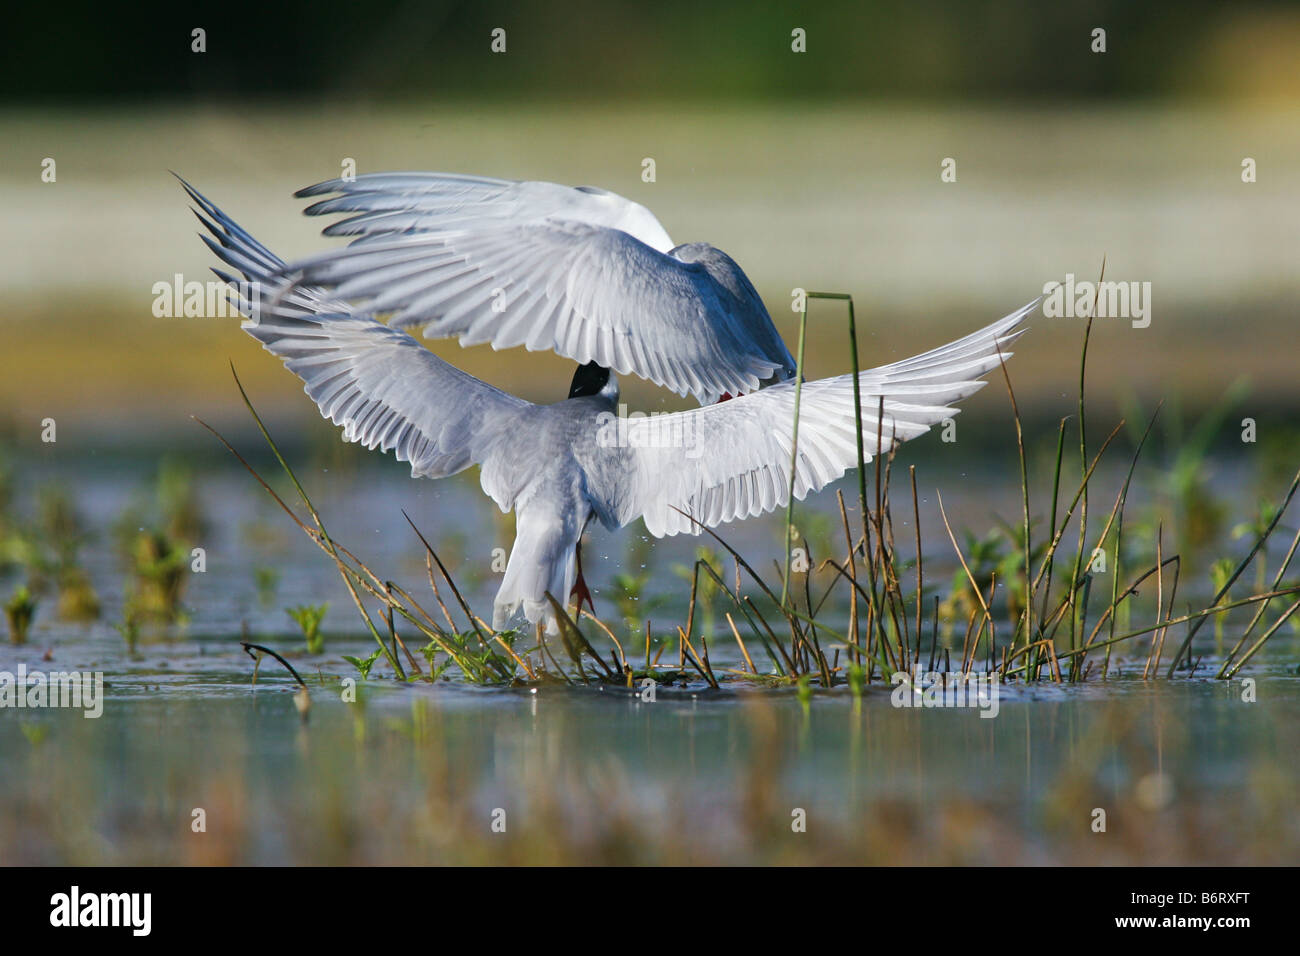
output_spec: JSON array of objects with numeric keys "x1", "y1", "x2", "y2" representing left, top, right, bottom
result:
[{"x1": 569, "y1": 541, "x2": 596, "y2": 615}]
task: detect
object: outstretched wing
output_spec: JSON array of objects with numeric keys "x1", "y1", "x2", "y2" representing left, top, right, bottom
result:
[
  {"x1": 297, "y1": 171, "x2": 676, "y2": 252},
  {"x1": 277, "y1": 172, "x2": 796, "y2": 404},
  {"x1": 609, "y1": 299, "x2": 1037, "y2": 537},
  {"x1": 181, "y1": 178, "x2": 532, "y2": 508}
]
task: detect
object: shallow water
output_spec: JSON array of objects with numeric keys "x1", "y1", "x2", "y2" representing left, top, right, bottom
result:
[
  {"x1": 2, "y1": 628, "x2": 1297, "y2": 864},
  {"x1": 1, "y1": 448, "x2": 1297, "y2": 864}
]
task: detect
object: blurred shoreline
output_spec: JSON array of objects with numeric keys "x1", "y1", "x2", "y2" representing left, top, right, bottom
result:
[{"x1": 3, "y1": 102, "x2": 1297, "y2": 442}]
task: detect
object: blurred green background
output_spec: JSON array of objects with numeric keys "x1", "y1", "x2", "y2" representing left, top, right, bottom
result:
[
  {"x1": 8, "y1": 0, "x2": 1300, "y2": 103},
  {"x1": 3, "y1": 0, "x2": 1298, "y2": 445}
]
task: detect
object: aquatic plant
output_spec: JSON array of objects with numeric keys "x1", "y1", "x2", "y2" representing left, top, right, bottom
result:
[
  {"x1": 114, "y1": 607, "x2": 140, "y2": 655},
  {"x1": 5, "y1": 584, "x2": 36, "y2": 644},
  {"x1": 2, "y1": 487, "x2": 101, "y2": 622},
  {"x1": 156, "y1": 457, "x2": 209, "y2": 543},
  {"x1": 287, "y1": 602, "x2": 329, "y2": 654},
  {"x1": 124, "y1": 528, "x2": 189, "y2": 623},
  {"x1": 343, "y1": 646, "x2": 383, "y2": 680},
  {"x1": 55, "y1": 566, "x2": 100, "y2": 622},
  {"x1": 106, "y1": 460, "x2": 209, "y2": 627},
  {"x1": 254, "y1": 566, "x2": 280, "y2": 607},
  {"x1": 200, "y1": 284, "x2": 1299, "y2": 688}
]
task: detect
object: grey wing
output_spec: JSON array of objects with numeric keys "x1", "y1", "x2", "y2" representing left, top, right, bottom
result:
[
  {"x1": 608, "y1": 299, "x2": 1037, "y2": 537},
  {"x1": 182, "y1": 179, "x2": 532, "y2": 510},
  {"x1": 279, "y1": 174, "x2": 796, "y2": 404},
  {"x1": 297, "y1": 171, "x2": 676, "y2": 252}
]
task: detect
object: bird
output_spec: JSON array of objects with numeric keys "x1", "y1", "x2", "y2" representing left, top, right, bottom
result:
[
  {"x1": 180, "y1": 173, "x2": 1035, "y2": 635},
  {"x1": 282, "y1": 171, "x2": 799, "y2": 406}
]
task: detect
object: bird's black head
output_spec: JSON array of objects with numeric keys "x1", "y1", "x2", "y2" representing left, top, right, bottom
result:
[{"x1": 568, "y1": 361, "x2": 611, "y2": 399}]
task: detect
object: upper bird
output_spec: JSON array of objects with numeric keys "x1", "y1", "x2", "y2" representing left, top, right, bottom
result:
[
  {"x1": 286, "y1": 171, "x2": 797, "y2": 405},
  {"x1": 181, "y1": 172, "x2": 1034, "y2": 635}
]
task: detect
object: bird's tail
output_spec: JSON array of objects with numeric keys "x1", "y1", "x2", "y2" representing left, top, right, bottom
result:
[{"x1": 493, "y1": 507, "x2": 582, "y2": 636}]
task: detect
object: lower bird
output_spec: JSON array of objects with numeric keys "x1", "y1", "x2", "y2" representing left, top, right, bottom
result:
[{"x1": 182, "y1": 180, "x2": 1034, "y2": 635}]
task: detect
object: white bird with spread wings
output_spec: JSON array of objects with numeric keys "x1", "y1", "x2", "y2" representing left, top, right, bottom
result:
[{"x1": 181, "y1": 171, "x2": 1033, "y2": 634}]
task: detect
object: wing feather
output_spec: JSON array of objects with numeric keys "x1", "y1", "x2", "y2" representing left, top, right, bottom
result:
[
  {"x1": 610, "y1": 299, "x2": 1038, "y2": 536},
  {"x1": 279, "y1": 173, "x2": 797, "y2": 404},
  {"x1": 180, "y1": 179, "x2": 531, "y2": 508},
  {"x1": 298, "y1": 171, "x2": 677, "y2": 252}
]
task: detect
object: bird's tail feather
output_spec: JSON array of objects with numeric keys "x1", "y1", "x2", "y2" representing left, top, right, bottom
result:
[{"x1": 493, "y1": 508, "x2": 582, "y2": 636}]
